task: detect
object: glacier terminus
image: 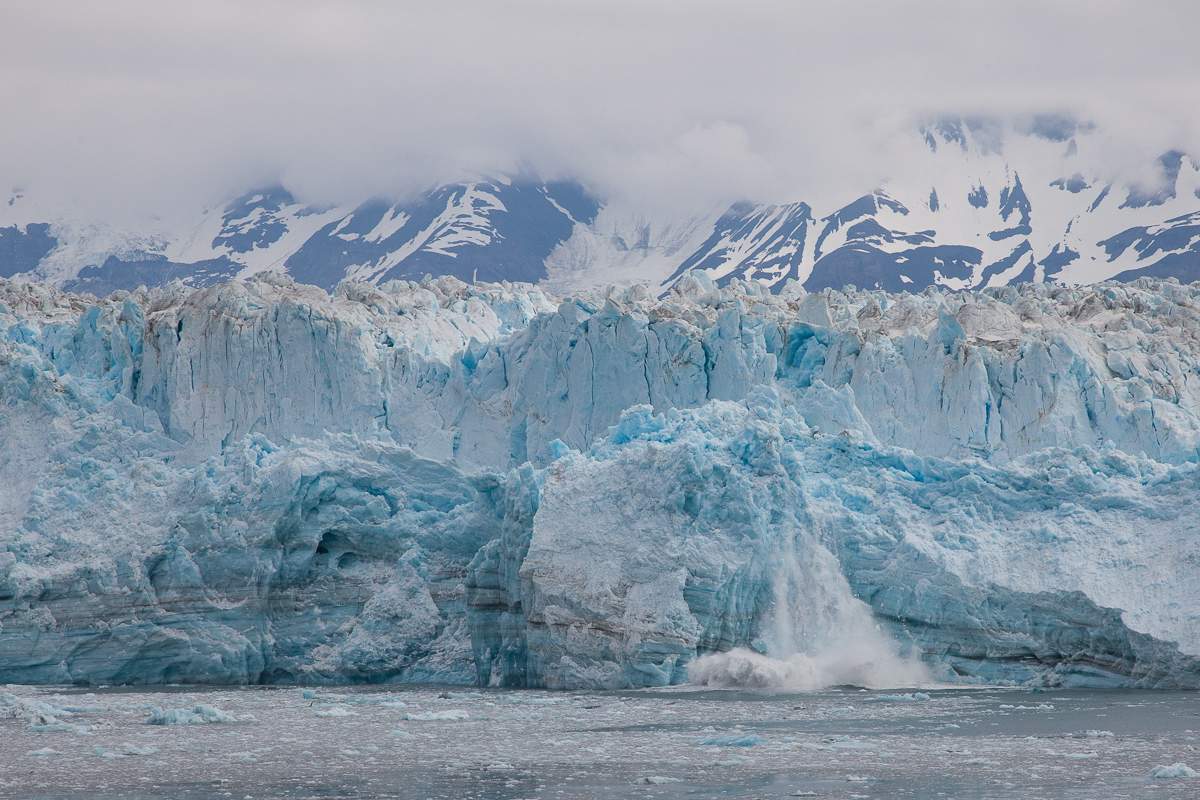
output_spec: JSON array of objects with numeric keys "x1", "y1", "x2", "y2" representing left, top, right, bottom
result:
[{"x1": 1, "y1": 272, "x2": 1197, "y2": 691}]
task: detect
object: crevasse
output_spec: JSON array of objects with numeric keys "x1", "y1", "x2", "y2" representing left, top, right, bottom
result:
[{"x1": 0, "y1": 271, "x2": 1198, "y2": 688}]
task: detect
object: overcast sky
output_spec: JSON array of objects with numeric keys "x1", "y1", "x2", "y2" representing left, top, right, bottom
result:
[{"x1": 2, "y1": 0, "x2": 1198, "y2": 220}]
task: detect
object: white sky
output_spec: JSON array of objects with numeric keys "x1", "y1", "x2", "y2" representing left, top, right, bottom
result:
[{"x1": 1, "y1": 0, "x2": 1197, "y2": 221}]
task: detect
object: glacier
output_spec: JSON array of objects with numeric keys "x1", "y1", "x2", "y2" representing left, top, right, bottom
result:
[{"x1": 1, "y1": 272, "x2": 1199, "y2": 688}]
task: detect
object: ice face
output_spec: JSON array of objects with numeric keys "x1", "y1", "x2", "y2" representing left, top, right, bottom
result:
[
  {"x1": 1, "y1": 274, "x2": 1198, "y2": 688},
  {"x1": 469, "y1": 396, "x2": 1200, "y2": 688}
]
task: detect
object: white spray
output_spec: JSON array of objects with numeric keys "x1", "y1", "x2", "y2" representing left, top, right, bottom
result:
[{"x1": 689, "y1": 529, "x2": 930, "y2": 690}]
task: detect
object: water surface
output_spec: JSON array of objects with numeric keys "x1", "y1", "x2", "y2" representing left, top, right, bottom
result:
[{"x1": 2, "y1": 685, "x2": 1197, "y2": 799}]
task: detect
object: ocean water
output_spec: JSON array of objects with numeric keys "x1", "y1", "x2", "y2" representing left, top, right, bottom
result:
[{"x1": 1, "y1": 684, "x2": 1197, "y2": 799}]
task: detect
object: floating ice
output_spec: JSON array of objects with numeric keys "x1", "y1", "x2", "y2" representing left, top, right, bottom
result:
[
  {"x1": 146, "y1": 704, "x2": 239, "y2": 725},
  {"x1": 1149, "y1": 763, "x2": 1198, "y2": 779},
  {"x1": 871, "y1": 692, "x2": 932, "y2": 702},
  {"x1": 312, "y1": 705, "x2": 356, "y2": 718},
  {"x1": 94, "y1": 743, "x2": 159, "y2": 759},
  {"x1": 699, "y1": 734, "x2": 764, "y2": 747},
  {"x1": 1075, "y1": 730, "x2": 1114, "y2": 738},
  {"x1": 402, "y1": 710, "x2": 469, "y2": 721},
  {"x1": 0, "y1": 692, "x2": 89, "y2": 733}
]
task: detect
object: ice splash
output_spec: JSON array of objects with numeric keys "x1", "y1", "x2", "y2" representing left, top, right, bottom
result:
[
  {"x1": 689, "y1": 531, "x2": 930, "y2": 690},
  {"x1": 688, "y1": 642, "x2": 930, "y2": 691}
]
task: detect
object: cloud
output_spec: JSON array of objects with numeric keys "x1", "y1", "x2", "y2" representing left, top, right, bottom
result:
[{"x1": 1, "y1": 0, "x2": 1197, "y2": 221}]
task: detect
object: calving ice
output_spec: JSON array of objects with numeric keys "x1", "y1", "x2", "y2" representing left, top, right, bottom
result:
[{"x1": 1, "y1": 272, "x2": 1198, "y2": 689}]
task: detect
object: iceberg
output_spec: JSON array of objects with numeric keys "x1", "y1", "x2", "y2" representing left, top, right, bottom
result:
[
  {"x1": 147, "y1": 704, "x2": 239, "y2": 725},
  {"x1": 1, "y1": 691, "x2": 83, "y2": 732},
  {"x1": 0, "y1": 274, "x2": 1198, "y2": 689},
  {"x1": 1149, "y1": 763, "x2": 1198, "y2": 779}
]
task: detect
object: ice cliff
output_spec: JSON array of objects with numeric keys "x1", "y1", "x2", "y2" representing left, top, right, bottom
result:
[{"x1": 1, "y1": 272, "x2": 1198, "y2": 688}]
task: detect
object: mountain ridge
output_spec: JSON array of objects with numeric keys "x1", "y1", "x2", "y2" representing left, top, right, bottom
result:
[{"x1": 3, "y1": 119, "x2": 1199, "y2": 295}]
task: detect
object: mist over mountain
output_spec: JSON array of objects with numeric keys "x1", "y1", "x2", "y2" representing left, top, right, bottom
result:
[
  {"x1": 3, "y1": 1, "x2": 1199, "y2": 296},
  {"x1": 3, "y1": 116, "x2": 1198, "y2": 295}
]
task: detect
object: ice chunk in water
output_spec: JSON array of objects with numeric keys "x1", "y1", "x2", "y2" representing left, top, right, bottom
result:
[
  {"x1": 698, "y1": 734, "x2": 764, "y2": 747},
  {"x1": 312, "y1": 706, "x2": 356, "y2": 718},
  {"x1": 147, "y1": 704, "x2": 238, "y2": 725},
  {"x1": 95, "y1": 743, "x2": 160, "y2": 759},
  {"x1": 402, "y1": 709, "x2": 469, "y2": 721},
  {"x1": 871, "y1": 692, "x2": 932, "y2": 702}
]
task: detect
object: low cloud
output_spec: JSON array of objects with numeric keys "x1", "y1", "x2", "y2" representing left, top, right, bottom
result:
[{"x1": 2, "y1": 0, "x2": 1197, "y2": 222}]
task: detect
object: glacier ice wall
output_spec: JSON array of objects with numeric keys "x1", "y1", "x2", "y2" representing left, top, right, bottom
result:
[
  {"x1": 469, "y1": 396, "x2": 1199, "y2": 688},
  {"x1": 1, "y1": 272, "x2": 1199, "y2": 688}
]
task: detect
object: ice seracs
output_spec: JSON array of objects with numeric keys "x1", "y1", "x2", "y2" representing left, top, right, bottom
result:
[{"x1": 1, "y1": 273, "x2": 1198, "y2": 688}]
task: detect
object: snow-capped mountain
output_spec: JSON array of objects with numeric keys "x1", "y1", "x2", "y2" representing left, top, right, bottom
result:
[
  {"x1": 666, "y1": 119, "x2": 1200, "y2": 292},
  {"x1": 2, "y1": 117, "x2": 1198, "y2": 294},
  {"x1": 1, "y1": 177, "x2": 602, "y2": 295}
]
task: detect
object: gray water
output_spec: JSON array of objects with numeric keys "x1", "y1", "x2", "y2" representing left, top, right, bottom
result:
[{"x1": 2, "y1": 684, "x2": 1198, "y2": 799}]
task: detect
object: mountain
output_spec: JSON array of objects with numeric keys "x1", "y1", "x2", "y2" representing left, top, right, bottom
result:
[
  {"x1": 2, "y1": 275, "x2": 1199, "y2": 687},
  {"x1": 1, "y1": 177, "x2": 602, "y2": 295},
  {"x1": 2, "y1": 117, "x2": 1198, "y2": 294},
  {"x1": 666, "y1": 119, "x2": 1200, "y2": 292}
]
